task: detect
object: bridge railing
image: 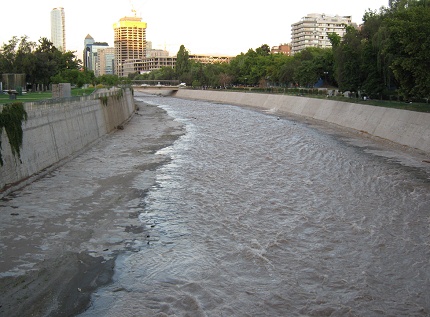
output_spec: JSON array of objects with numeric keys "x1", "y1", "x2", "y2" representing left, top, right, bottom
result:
[{"x1": 131, "y1": 80, "x2": 180, "y2": 86}]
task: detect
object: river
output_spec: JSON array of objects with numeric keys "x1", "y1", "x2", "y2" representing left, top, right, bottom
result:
[{"x1": 80, "y1": 93, "x2": 430, "y2": 316}]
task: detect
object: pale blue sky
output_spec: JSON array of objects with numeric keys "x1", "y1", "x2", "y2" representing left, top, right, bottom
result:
[{"x1": 2, "y1": 0, "x2": 388, "y2": 57}]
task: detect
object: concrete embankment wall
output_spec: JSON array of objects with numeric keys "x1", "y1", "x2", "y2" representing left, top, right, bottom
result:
[
  {"x1": 0, "y1": 88, "x2": 135, "y2": 193},
  {"x1": 174, "y1": 89, "x2": 430, "y2": 154}
]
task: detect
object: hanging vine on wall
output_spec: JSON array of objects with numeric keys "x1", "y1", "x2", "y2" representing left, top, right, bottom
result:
[
  {"x1": 99, "y1": 96, "x2": 109, "y2": 106},
  {"x1": 99, "y1": 88, "x2": 125, "y2": 106},
  {"x1": 115, "y1": 88, "x2": 124, "y2": 100},
  {"x1": 0, "y1": 102, "x2": 28, "y2": 166}
]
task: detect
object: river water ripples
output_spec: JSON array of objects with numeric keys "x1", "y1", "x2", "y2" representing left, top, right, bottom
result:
[{"x1": 81, "y1": 94, "x2": 430, "y2": 316}]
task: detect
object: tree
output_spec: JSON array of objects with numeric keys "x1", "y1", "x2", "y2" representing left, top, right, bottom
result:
[
  {"x1": 32, "y1": 38, "x2": 61, "y2": 89},
  {"x1": 97, "y1": 74, "x2": 120, "y2": 86},
  {"x1": 276, "y1": 57, "x2": 297, "y2": 87},
  {"x1": 256, "y1": 44, "x2": 270, "y2": 56},
  {"x1": 0, "y1": 35, "x2": 89, "y2": 90},
  {"x1": 51, "y1": 69, "x2": 94, "y2": 87},
  {"x1": 265, "y1": 54, "x2": 291, "y2": 86},
  {"x1": 219, "y1": 72, "x2": 233, "y2": 88},
  {"x1": 0, "y1": 36, "x2": 19, "y2": 73},
  {"x1": 381, "y1": 2, "x2": 430, "y2": 98},
  {"x1": 360, "y1": 10, "x2": 390, "y2": 97},
  {"x1": 16, "y1": 37, "x2": 37, "y2": 86},
  {"x1": 175, "y1": 45, "x2": 190, "y2": 80},
  {"x1": 285, "y1": 47, "x2": 334, "y2": 88},
  {"x1": 332, "y1": 26, "x2": 364, "y2": 92}
]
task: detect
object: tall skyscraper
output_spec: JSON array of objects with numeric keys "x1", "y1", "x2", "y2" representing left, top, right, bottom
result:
[
  {"x1": 83, "y1": 34, "x2": 110, "y2": 76},
  {"x1": 113, "y1": 15, "x2": 147, "y2": 77},
  {"x1": 98, "y1": 47, "x2": 115, "y2": 76},
  {"x1": 51, "y1": 7, "x2": 66, "y2": 52}
]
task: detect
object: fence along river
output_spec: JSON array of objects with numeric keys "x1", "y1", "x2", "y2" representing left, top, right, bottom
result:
[{"x1": 81, "y1": 93, "x2": 430, "y2": 316}]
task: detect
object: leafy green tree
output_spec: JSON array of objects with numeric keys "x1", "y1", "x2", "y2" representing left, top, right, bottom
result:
[
  {"x1": 286, "y1": 47, "x2": 334, "y2": 87},
  {"x1": 175, "y1": 45, "x2": 190, "y2": 80},
  {"x1": 269, "y1": 53, "x2": 299, "y2": 87},
  {"x1": 51, "y1": 69, "x2": 94, "y2": 87},
  {"x1": 327, "y1": 32, "x2": 342, "y2": 47},
  {"x1": 0, "y1": 36, "x2": 20, "y2": 73},
  {"x1": 32, "y1": 38, "x2": 61, "y2": 89},
  {"x1": 159, "y1": 66, "x2": 176, "y2": 80},
  {"x1": 332, "y1": 26, "x2": 363, "y2": 92},
  {"x1": 295, "y1": 60, "x2": 319, "y2": 87},
  {"x1": 228, "y1": 53, "x2": 249, "y2": 84},
  {"x1": 381, "y1": 1, "x2": 430, "y2": 98},
  {"x1": 256, "y1": 44, "x2": 270, "y2": 56},
  {"x1": 1, "y1": 35, "x2": 83, "y2": 90},
  {"x1": 97, "y1": 74, "x2": 120, "y2": 86},
  {"x1": 359, "y1": 10, "x2": 389, "y2": 97},
  {"x1": 219, "y1": 72, "x2": 233, "y2": 88},
  {"x1": 228, "y1": 47, "x2": 271, "y2": 85}
]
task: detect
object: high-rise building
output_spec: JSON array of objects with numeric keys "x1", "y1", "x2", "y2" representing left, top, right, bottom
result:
[
  {"x1": 113, "y1": 15, "x2": 147, "y2": 77},
  {"x1": 51, "y1": 7, "x2": 66, "y2": 52},
  {"x1": 98, "y1": 47, "x2": 115, "y2": 76},
  {"x1": 83, "y1": 34, "x2": 95, "y2": 69},
  {"x1": 83, "y1": 34, "x2": 110, "y2": 76},
  {"x1": 291, "y1": 13, "x2": 354, "y2": 54}
]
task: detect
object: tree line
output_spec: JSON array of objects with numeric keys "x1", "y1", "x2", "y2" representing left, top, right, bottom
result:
[
  {"x1": 1, "y1": 0, "x2": 429, "y2": 101},
  {"x1": 136, "y1": 0, "x2": 429, "y2": 101},
  {"x1": 0, "y1": 36, "x2": 93, "y2": 90}
]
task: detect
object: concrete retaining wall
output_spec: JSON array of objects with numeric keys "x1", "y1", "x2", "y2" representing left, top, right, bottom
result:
[
  {"x1": 174, "y1": 89, "x2": 430, "y2": 154},
  {"x1": 0, "y1": 88, "x2": 135, "y2": 193}
]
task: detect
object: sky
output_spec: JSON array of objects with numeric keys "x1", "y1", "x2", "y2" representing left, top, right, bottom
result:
[{"x1": 1, "y1": 0, "x2": 389, "y2": 58}]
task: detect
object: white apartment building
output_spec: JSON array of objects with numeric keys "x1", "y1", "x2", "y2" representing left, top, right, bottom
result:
[
  {"x1": 51, "y1": 7, "x2": 66, "y2": 52},
  {"x1": 291, "y1": 13, "x2": 354, "y2": 54}
]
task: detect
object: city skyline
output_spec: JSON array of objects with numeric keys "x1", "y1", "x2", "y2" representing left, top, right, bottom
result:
[{"x1": 2, "y1": 0, "x2": 389, "y2": 57}]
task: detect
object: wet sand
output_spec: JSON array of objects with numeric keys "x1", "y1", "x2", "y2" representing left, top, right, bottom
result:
[{"x1": 0, "y1": 100, "x2": 184, "y2": 317}]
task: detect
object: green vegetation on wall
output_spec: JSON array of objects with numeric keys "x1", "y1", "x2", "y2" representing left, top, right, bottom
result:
[
  {"x1": 99, "y1": 96, "x2": 109, "y2": 106},
  {"x1": 98, "y1": 88, "x2": 124, "y2": 106},
  {"x1": 0, "y1": 102, "x2": 28, "y2": 166}
]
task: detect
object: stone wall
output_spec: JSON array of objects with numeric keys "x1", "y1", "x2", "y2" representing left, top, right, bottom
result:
[
  {"x1": 52, "y1": 83, "x2": 72, "y2": 98},
  {"x1": 0, "y1": 88, "x2": 135, "y2": 194},
  {"x1": 174, "y1": 89, "x2": 430, "y2": 155}
]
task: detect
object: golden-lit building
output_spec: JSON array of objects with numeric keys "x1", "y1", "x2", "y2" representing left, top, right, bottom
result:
[{"x1": 113, "y1": 15, "x2": 147, "y2": 77}]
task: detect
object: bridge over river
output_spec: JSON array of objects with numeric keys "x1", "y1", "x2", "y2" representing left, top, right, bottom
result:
[{"x1": 132, "y1": 79, "x2": 181, "y2": 92}]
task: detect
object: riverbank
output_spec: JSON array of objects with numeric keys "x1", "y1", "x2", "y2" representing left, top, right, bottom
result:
[
  {"x1": 171, "y1": 89, "x2": 430, "y2": 156},
  {"x1": 0, "y1": 100, "x2": 184, "y2": 316}
]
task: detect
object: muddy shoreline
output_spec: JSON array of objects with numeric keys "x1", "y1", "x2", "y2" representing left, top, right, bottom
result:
[{"x1": 0, "y1": 100, "x2": 184, "y2": 317}]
